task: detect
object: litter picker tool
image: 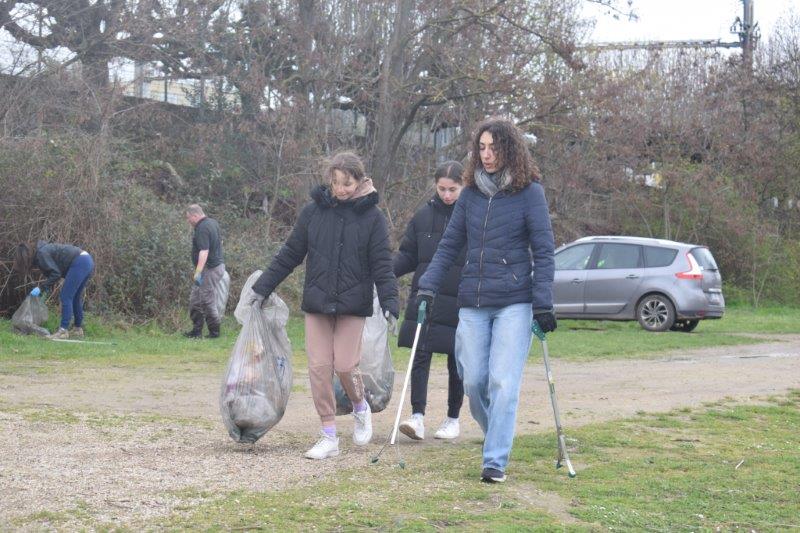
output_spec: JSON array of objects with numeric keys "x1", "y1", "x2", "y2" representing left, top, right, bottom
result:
[
  {"x1": 371, "y1": 300, "x2": 427, "y2": 468},
  {"x1": 532, "y1": 320, "x2": 576, "y2": 478},
  {"x1": 49, "y1": 339, "x2": 117, "y2": 345}
]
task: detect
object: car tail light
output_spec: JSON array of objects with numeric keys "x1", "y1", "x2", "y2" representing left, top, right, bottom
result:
[{"x1": 676, "y1": 252, "x2": 703, "y2": 280}]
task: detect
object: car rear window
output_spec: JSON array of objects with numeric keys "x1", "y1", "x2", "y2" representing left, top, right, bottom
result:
[
  {"x1": 555, "y1": 244, "x2": 594, "y2": 270},
  {"x1": 644, "y1": 246, "x2": 678, "y2": 268},
  {"x1": 691, "y1": 247, "x2": 719, "y2": 270},
  {"x1": 595, "y1": 243, "x2": 641, "y2": 269}
]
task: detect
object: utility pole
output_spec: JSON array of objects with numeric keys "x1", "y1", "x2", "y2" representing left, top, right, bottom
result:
[
  {"x1": 731, "y1": 0, "x2": 759, "y2": 71},
  {"x1": 583, "y1": 0, "x2": 759, "y2": 71}
]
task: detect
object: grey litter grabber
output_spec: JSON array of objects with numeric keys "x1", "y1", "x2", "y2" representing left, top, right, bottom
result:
[
  {"x1": 49, "y1": 339, "x2": 117, "y2": 345},
  {"x1": 532, "y1": 320, "x2": 577, "y2": 478},
  {"x1": 371, "y1": 300, "x2": 427, "y2": 468}
]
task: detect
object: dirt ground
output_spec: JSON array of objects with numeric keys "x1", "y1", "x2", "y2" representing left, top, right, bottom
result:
[{"x1": 1, "y1": 335, "x2": 798, "y2": 528}]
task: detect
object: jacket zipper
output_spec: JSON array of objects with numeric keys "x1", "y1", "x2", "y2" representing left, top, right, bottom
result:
[
  {"x1": 503, "y1": 257, "x2": 517, "y2": 280},
  {"x1": 476, "y1": 195, "x2": 494, "y2": 307}
]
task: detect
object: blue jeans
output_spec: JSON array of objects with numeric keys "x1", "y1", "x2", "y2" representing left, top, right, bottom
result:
[
  {"x1": 60, "y1": 253, "x2": 94, "y2": 329},
  {"x1": 455, "y1": 303, "x2": 532, "y2": 472}
]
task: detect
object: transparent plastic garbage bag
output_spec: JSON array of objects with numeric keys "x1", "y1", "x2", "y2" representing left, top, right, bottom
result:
[
  {"x1": 214, "y1": 270, "x2": 230, "y2": 318},
  {"x1": 220, "y1": 271, "x2": 292, "y2": 443},
  {"x1": 333, "y1": 289, "x2": 395, "y2": 414},
  {"x1": 12, "y1": 295, "x2": 50, "y2": 337}
]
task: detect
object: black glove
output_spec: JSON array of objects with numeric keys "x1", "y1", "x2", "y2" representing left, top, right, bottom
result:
[
  {"x1": 415, "y1": 290, "x2": 435, "y2": 320},
  {"x1": 383, "y1": 309, "x2": 399, "y2": 335},
  {"x1": 248, "y1": 291, "x2": 269, "y2": 308},
  {"x1": 533, "y1": 310, "x2": 557, "y2": 333}
]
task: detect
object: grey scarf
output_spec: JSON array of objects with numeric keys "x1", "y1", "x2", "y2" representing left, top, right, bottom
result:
[{"x1": 474, "y1": 167, "x2": 512, "y2": 197}]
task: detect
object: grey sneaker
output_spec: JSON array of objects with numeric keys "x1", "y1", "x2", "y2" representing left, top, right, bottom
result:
[
  {"x1": 70, "y1": 327, "x2": 84, "y2": 339},
  {"x1": 48, "y1": 327, "x2": 69, "y2": 340}
]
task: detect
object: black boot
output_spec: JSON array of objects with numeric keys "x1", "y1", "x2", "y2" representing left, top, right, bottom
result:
[
  {"x1": 207, "y1": 319, "x2": 220, "y2": 339},
  {"x1": 183, "y1": 309, "x2": 204, "y2": 338}
]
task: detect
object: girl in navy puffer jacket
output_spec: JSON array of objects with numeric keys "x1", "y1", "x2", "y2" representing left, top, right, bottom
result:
[{"x1": 418, "y1": 118, "x2": 556, "y2": 483}]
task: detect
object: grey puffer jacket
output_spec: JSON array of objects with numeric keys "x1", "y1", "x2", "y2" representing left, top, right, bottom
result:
[{"x1": 33, "y1": 240, "x2": 82, "y2": 291}]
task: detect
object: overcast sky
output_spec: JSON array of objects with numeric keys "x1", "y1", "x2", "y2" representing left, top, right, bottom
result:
[{"x1": 585, "y1": 0, "x2": 799, "y2": 43}]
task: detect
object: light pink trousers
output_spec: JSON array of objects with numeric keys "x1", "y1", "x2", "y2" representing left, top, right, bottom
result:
[{"x1": 304, "y1": 313, "x2": 366, "y2": 423}]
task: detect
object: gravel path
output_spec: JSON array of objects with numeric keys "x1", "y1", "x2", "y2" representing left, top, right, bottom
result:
[{"x1": 1, "y1": 335, "x2": 798, "y2": 527}]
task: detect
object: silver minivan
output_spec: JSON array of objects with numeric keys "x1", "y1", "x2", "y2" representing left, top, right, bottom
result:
[{"x1": 553, "y1": 236, "x2": 724, "y2": 332}]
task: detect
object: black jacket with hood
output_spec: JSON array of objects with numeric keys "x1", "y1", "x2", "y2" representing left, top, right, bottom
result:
[
  {"x1": 33, "y1": 240, "x2": 82, "y2": 291},
  {"x1": 253, "y1": 183, "x2": 399, "y2": 318},
  {"x1": 393, "y1": 195, "x2": 465, "y2": 354}
]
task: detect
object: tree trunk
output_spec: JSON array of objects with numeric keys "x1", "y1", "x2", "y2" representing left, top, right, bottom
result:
[{"x1": 369, "y1": 0, "x2": 412, "y2": 191}]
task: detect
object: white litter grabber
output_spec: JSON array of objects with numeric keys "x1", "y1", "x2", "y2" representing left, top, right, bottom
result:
[{"x1": 371, "y1": 300, "x2": 427, "y2": 468}]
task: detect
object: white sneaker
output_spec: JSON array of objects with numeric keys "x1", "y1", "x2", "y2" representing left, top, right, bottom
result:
[
  {"x1": 434, "y1": 417, "x2": 460, "y2": 440},
  {"x1": 352, "y1": 402, "x2": 372, "y2": 445},
  {"x1": 399, "y1": 414, "x2": 425, "y2": 440},
  {"x1": 304, "y1": 432, "x2": 340, "y2": 460}
]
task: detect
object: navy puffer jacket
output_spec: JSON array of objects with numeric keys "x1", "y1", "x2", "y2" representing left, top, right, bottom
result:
[
  {"x1": 418, "y1": 182, "x2": 554, "y2": 312},
  {"x1": 253, "y1": 185, "x2": 399, "y2": 318}
]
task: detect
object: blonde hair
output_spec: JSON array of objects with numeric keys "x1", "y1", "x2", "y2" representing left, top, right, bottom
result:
[{"x1": 322, "y1": 151, "x2": 366, "y2": 183}]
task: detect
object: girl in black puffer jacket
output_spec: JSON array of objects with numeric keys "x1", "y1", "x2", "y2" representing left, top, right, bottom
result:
[
  {"x1": 251, "y1": 152, "x2": 398, "y2": 460},
  {"x1": 393, "y1": 161, "x2": 466, "y2": 441}
]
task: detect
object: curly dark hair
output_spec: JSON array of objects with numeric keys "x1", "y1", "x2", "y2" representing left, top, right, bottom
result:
[{"x1": 463, "y1": 117, "x2": 540, "y2": 191}]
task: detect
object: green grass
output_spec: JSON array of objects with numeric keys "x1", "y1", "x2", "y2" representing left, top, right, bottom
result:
[
  {"x1": 511, "y1": 391, "x2": 800, "y2": 530},
  {"x1": 153, "y1": 391, "x2": 800, "y2": 531},
  {"x1": 537, "y1": 305, "x2": 800, "y2": 361},
  {"x1": 1, "y1": 307, "x2": 797, "y2": 370},
  {"x1": 0, "y1": 314, "x2": 309, "y2": 374},
  {"x1": 699, "y1": 305, "x2": 800, "y2": 334}
]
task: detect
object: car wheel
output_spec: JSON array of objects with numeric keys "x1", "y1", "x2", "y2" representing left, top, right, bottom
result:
[
  {"x1": 636, "y1": 294, "x2": 675, "y2": 332},
  {"x1": 670, "y1": 319, "x2": 699, "y2": 333}
]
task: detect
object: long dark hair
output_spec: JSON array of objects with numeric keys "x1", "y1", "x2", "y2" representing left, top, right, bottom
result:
[
  {"x1": 12, "y1": 243, "x2": 34, "y2": 276},
  {"x1": 463, "y1": 117, "x2": 540, "y2": 191},
  {"x1": 434, "y1": 160, "x2": 463, "y2": 184}
]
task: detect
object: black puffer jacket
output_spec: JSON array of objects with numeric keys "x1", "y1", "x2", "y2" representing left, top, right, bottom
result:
[
  {"x1": 33, "y1": 240, "x2": 82, "y2": 291},
  {"x1": 253, "y1": 185, "x2": 399, "y2": 318},
  {"x1": 393, "y1": 196, "x2": 465, "y2": 354}
]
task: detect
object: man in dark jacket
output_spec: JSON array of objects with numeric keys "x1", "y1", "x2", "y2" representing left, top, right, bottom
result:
[{"x1": 184, "y1": 204, "x2": 226, "y2": 338}]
